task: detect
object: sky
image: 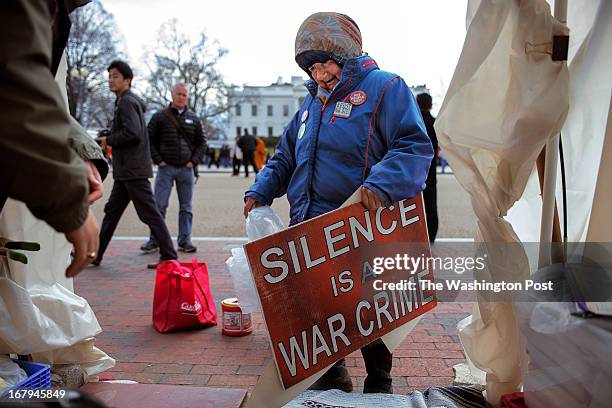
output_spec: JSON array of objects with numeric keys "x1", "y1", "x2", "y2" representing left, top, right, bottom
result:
[{"x1": 102, "y1": 0, "x2": 468, "y2": 112}]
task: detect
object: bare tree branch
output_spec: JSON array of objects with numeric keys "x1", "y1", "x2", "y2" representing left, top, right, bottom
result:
[
  {"x1": 66, "y1": 0, "x2": 125, "y2": 128},
  {"x1": 143, "y1": 19, "x2": 256, "y2": 140}
]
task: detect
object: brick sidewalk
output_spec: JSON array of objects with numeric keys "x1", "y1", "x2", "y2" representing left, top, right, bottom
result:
[{"x1": 75, "y1": 240, "x2": 471, "y2": 395}]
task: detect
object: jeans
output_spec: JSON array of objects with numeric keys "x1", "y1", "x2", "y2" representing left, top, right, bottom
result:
[{"x1": 149, "y1": 164, "x2": 195, "y2": 247}]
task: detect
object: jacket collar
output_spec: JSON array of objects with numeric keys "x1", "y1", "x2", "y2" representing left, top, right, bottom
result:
[{"x1": 305, "y1": 55, "x2": 379, "y2": 98}]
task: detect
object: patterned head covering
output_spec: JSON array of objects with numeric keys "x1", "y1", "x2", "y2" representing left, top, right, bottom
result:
[{"x1": 295, "y1": 12, "x2": 362, "y2": 73}]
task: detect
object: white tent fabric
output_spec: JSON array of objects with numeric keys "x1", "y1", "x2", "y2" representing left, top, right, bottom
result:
[
  {"x1": 0, "y1": 55, "x2": 114, "y2": 376},
  {"x1": 0, "y1": 201, "x2": 114, "y2": 376},
  {"x1": 507, "y1": 0, "x2": 612, "y2": 243},
  {"x1": 434, "y1": 0, "x2": 569, "y2": 404}
]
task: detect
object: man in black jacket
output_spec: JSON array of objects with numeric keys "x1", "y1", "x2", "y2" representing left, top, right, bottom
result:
[
  {"x1": 237, "y1": 129, "x2": 258, "y2": 177},
  {"x1": 140, "y1": 83, "x2": 206, "y2": 254},
  {"x1": 95, "y1": 60, "x2": 177, "y2": 266}
]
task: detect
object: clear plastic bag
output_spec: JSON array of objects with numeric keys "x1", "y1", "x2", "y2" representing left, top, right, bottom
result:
[
  {"x1": 0, "y1": 356, "x2": 27, "y2": 389},
  {"x1": 225, "y1": 206, "x2": 285, "y2": 314}
]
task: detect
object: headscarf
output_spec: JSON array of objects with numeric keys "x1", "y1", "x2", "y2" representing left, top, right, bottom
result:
[{"x1": 295, "y1": 12, "x2": 362, "y2": 74}]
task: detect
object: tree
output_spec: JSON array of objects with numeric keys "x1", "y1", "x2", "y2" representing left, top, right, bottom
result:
[
  {"x1": 144, "y1": 19, "x2": 255, "y2": 140},
  {"x1": 65, "y1": 1, "x2": 124, "y2": 128}
]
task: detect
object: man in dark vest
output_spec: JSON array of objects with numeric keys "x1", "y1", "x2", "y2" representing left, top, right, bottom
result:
[{"x1": 140, "y1": 83, "x2": 206, "y2": 254}]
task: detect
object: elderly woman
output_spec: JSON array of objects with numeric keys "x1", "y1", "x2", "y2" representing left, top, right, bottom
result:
[{"x1": 243, "y1": 12, "x2": 433, "y2": 393}]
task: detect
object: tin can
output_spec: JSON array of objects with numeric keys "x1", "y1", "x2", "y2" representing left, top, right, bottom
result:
[{"x1": 221, "y1": 297, "x2": 252, "y2": 336}]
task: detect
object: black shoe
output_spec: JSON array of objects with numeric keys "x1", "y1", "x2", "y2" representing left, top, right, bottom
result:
[
  {"x1": 178, "y1": 243, "x2": 197, "y2": 253},
  {"x1": 91, "y1": 259, "x2": 101, "y2": 267},
  {"x1": 308, "y1": 359, "x2": 353, "y2": 393},
  {"x1": 361, "y1": 339, "x2": 393, "y2": 394},
  {"x1": 140, "y1": 241, "x2": 159, "y2": 254}
]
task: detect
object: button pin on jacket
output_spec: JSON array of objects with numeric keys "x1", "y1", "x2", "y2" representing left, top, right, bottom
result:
[
  {"x1": 301, "y1": 110, "x2": 309, "y2": 123},
  {"x1": 297, "y1": 123, "x2": 306, "y2": 139},
  {"x1": 348, "y1": 91, "x2": 367, "y2": 106},
  {"x1": 333, "y1": 102, "x2": 352, "y2": 119}
]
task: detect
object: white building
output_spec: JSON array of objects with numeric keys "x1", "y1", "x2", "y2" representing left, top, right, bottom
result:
[
  {"x1": 228, "y1": 76, "x2": 309, "y2": 140},
  {"x1": 227, "y1": 77, "x2": 429, "y2": 140}
]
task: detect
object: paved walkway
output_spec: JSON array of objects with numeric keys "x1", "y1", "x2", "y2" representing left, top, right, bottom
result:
[{"x1": 75, "y1": 240, "x2": 471, "y2": 395}]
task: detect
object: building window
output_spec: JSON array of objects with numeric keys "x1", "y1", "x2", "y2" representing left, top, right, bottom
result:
[
  {"x1": 268, "y1": 127, "x2": 273, "y2": 137},
  {"x1": 283, "y1": 105, "x2": 289, "y2": 117},
  {"x1": 236, "y1": 127, "x2": 241, "y2": 137},
  {"x1": 267, "y1": 105, "x2": 273, "y2": 116},
  {"x1": 252, "y1": 126, "x2": 257, "y2": 136},
  {"x1": 235, "y1": 104, "x2": 241, "y2": 116},
  {"x1": 251, "y1": 104, "x2": 257, "y2": 116}
]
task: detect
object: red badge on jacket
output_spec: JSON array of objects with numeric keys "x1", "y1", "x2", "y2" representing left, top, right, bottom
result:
[{"x1": 348, "y1": 91, "x2": 367, "y2": 106}]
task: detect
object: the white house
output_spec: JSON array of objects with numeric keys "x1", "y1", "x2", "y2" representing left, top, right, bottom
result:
[
  {"x1": 227, "y1": 77, "x2": 429, "y2": 140},
  {"x1": 228, "y1": 76, "x2": 309, "y2": 140}
]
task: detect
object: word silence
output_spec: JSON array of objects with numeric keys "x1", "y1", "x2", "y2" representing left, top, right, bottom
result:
[{"x1": 244, "y1": 195, "x2": 437, "y2": 388}]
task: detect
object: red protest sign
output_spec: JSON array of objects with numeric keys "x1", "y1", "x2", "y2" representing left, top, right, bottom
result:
[{"x1": 244, "y1": 195, "x2": 436, "y2": 388}]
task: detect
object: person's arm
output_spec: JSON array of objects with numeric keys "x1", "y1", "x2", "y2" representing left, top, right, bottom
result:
[
  {"x1": 148, "y1": 113, "x2": 164, "y2": 164},
  {"x1": 191, "y1": 117, "x2": 207, "y2": 165},
  {"x1": 107, "y1": 96, "x2": 143, "y2": 148},
  {"x1": 68, "y1": 116, "x2": 109, "y2": 181},
  {"x1": 244, "y1": 111, "x2": 299, "y2": 209},
  {"x1": 363, "y1": 77, "x2": 434, "y2": 205},
  {"x1": 0, "y1": 0, "x2": 89, "y2": 233}
]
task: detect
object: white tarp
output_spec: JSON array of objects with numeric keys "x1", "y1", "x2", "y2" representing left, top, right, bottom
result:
[
  {"x1": 434, "y1": 0, "x2": 569, "y2": 404},
  {"x1": 0, "y1": 200, "x2": 114, "y2": 376},
  {"x1": 0, "y1": 54, "x2": 114, "y2": 376},
  {"x1": 507, "y1": 0, "x2": 612, "y2": 243}
]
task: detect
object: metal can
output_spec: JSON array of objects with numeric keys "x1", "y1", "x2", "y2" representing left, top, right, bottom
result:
[{"x1": 221, "y1": 297, "x2": 252, "y2": 336}]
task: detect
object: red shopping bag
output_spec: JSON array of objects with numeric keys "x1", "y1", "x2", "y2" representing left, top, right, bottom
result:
[{"x1": 152, "y1": 259, "x2": 217, "y2": 333}]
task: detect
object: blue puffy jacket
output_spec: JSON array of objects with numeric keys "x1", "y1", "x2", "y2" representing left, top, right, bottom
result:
[{"x1": 245, "y1": 56, "x2": 433, "y2": 225}]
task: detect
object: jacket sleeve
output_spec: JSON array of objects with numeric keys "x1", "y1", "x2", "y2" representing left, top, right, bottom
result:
[
  {"x1": 191, "y1": 118, "x2": 207, "y2": 165},
  {"x1": 107, "y1": 96, "x2": 143, "y2": 148},
  {"x1": 0, "y1": 0, "x2": 89, "y2": 233},
  {"x1": 148, "y1": 113, "x2": 163, "y2": 164},
  {"x1": 363, "y1": 77, "x2": 434, "y2": 205},
  {"x1": 244, "y1": 111, "x2": 299, "y2": 205},
  {"x1": 68, "y1": 116, "x2": 109, "y2": 181}
]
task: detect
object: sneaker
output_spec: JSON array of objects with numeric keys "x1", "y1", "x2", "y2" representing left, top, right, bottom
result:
[
  {"x1": 140, "y1": 241, "x2": 159, "y2": 254},
  {"x1": 178, "y1": 243, "x2": 197, "y2": 253}
]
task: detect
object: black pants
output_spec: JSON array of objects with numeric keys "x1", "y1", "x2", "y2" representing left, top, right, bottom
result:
[
  {"x1": 242, "y1": 151, "x2": 258, "y2": 177},
  {"x1": 232, "y1": 156, "x2": 242, "y2": 175},
  {"x1": 423, "y1": 163, "x2": 438, "y2": 243},
  {"x1": 327, "y1": 339, "x2": 392, "y2": 392},
  {"x1": 97, "y1": 179, "x2": 177, "y2": 261}
]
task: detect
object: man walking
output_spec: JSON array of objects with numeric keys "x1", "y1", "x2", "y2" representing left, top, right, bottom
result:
[
  {"x1": 417, "y1": 92, "x2": 439, "y2": 243},
  {"x1": 238, "y1": 129, "x2": 258, "y2": 177},
  {"x1": 95, "y1": 60, "x2": 177, "y2": 266},
  {"x1": 141, "y1": 84, "x2": 206, "y2": 254}
]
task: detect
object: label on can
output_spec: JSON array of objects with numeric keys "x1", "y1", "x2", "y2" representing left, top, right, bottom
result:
[{"x1": 223, "y1": 311, "x2": 243, "y2": 332}]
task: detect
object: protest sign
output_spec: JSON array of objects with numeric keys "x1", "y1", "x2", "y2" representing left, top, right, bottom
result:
[{"x1": 244, "y1": 195, "x2": 436, "y2": 388}]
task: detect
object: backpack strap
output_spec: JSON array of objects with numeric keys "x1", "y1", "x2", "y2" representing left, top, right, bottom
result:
[{"x1": 162, "y1": 108, "x2": 194, "y2": 149}]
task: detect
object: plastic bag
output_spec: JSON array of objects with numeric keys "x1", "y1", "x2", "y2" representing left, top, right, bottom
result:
[
  {"x1": 0, "y1": 356, "x2": 27, "y2": 388},
  {"x1": 245, "y1": 206, "x2": 285, "y2": 241},
  {"x1": 226, "y1": 206, "x2": 285, "y2": 314}
]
